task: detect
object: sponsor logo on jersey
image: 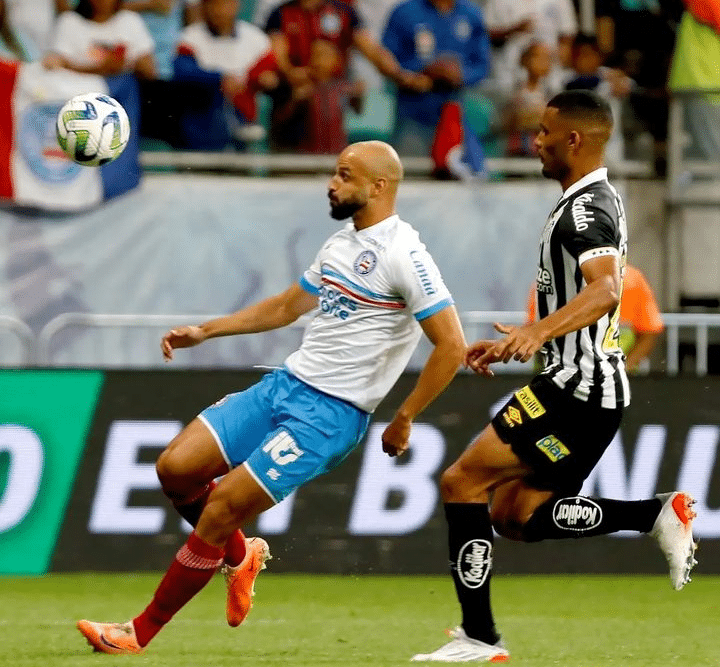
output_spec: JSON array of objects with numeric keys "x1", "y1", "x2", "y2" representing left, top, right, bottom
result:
[
  {"x1": 535, "y1": 434, "x2": 569, "y2": 462},
  {"x1": 536, "y1": 266, "x2": 553, "y2": 295},
  {"x1": 319, "y1": 10, "x2": 342, "y2": 37},
  {"x1": 515, "y1": 386, "x2": 546, "y2": 418},
  {"x1": 353, "y1": 250, "x2": 377, "y2": 275},
  {"x1": 552, "y1": 497, "x2": 603, "y2": 531},
  {"x1": 454, "y1": 18, "x2": 471, "y2": 41},
  {"x1": 456, "y1": 539, "x2": 492, "y2": 589},
  {"x1": 319, "y1": 285, "x2": 358, "y2": 320},
  {"x1": 409, "y1": 250, "x2": 437, "y2": 295},
  {"x1": 414, "y1": 28, "x2": 435, "y2": 59},
  {"x1": 571, "y1": 193, "x2": 595, "y2": 231}
]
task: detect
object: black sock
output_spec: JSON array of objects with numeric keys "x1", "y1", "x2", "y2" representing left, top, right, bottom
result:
[
  {"x1": 444, "y1": 502, "x2": 499, "y2": 645},
  {"x1": 522, "y1": 496, "x2": 662, "y2": 542}
]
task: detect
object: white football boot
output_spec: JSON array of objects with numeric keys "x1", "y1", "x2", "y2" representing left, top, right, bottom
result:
[
  {"x1": 411, "y1": 627, "x2": 509, "y2": 663},
  {"x1": 650, "y1": 491, "x2": 698, "y2": 590}
]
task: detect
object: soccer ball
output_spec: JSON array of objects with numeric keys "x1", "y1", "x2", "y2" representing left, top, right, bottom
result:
[{"x1": 56, "y1": 92, "x2": 130, "y2": 167}]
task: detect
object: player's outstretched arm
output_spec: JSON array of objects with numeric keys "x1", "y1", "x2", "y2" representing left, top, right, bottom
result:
[
  {"x1": 470, "y1": 255, "x2": 621, "y2": 369},
  {"x1": 161, "y1": 283, "x2": 318, "y2": 361},
  {"x1": 381, "y1": 306, "x2": 466, "y2": 457}
]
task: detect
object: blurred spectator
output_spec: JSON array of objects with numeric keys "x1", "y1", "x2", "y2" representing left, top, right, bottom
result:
[
  {"x1": 2, "y1": 0, "x2": 69, "y2": 61},
  {"x1": 273, "y1": 38, "x2": 364, "y2": 153},
  {"x1": 482, "y1": 0, "x2": 535, "y2": 97},
  {"x1": 527, "y1": 263, "x2": 664, "y2": 373},
  {"x1": 264, "y1": 0, "x2": 429, "y2": 150},
  {"x1": 43, "y1": 0, "x2": 156, "y2": 79},
  {"x1": 668, "y1": 0, "x2": 720, "y2": 159},
  {"x1": 173, "y1": 0, "x2": 280, "y2": 149},
  {"x1": 595, "y1": 0, "x2": 679, "y2": 172},
  {"x1": 483, "y1": 0, "x2": 578, "y2": 97},
  {"x1": 0, "y1": 0, "x2": 27, "y2": 60},
  {"x1": 563, "y1": 32, "x2": 633, "y2": 163},
  {"x1": 382, "y1": 0, "x2": 490, "y2": 157},
  {"x1": 503, "y1": 40, "x2": 552, "y2": 157},
  {"x1": 123, "y1": 0, "x2": 202, "y2": 80}
]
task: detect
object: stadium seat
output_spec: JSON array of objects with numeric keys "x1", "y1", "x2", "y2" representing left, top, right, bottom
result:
[{"x1": 345, "y1": 89, "x2": 396, "y2": 144}]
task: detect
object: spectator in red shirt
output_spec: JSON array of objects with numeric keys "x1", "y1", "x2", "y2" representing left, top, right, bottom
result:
[
  {"x1": 273, "y1": 38, "x2": 364, "y2": 153},
  {"x1": 264, "y1": 0, "x2": 429, "y2": 149},
  {"x1": 173, "y1": 0, "x2": 280, "y2": 149}
]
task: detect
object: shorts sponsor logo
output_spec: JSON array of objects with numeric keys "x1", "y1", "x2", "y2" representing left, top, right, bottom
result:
[
  {"x1": 515, "y1": 386, "x2": 546, "y2": 419},
  {"x1": 535, "y1": 435, "x2": 569, "y2": 462},
  {"x1": 457, "y1": 539, "x2": 492, "y2": 589},
  {"x1": 502, "y1": 406, "x2": 522, "y2": 427},
  {"x1": 553, "y1": 497, "x2": 603, "y2": 531}
]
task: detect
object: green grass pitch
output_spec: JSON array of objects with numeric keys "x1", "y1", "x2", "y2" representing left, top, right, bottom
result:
[{"x1": 2, "y1": 573, "x2": 718, "y2": 666}]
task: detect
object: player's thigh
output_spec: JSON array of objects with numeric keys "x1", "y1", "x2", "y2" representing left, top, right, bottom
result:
[
  {"x1": 441, "y1": 423, "x2": 533, "y2": 502},
  {"x1": 490, "y1": 479, "x2": 554, "y2": 540},
  {"x1": 156, "y1": 418, "x2": 229, "y2": 491}
]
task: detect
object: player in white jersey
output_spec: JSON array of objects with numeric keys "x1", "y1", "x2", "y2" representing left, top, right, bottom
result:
[
  {"x1": 412, "y1": 92, "x2": 697, "y2": 664},
  {"x1": 76, "y1": 141, "x2": 466, "y2": 655}
]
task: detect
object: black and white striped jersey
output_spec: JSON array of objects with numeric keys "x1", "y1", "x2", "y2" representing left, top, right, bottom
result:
[{"x1": 534, "y1": 168, "x2": 630, "y2": 408}]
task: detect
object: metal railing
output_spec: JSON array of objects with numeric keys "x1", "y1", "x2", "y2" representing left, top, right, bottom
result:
[
  {"x1": 0, "y1": 315, "x2": 36, "y2": 366},
  {"x1": 19, "y1": 310, "x2": 720, "y2": 376}
]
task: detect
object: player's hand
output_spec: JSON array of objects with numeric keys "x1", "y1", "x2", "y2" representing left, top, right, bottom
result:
[
  {"x1": 465, "y1": 339, "x2": 498, "y2": 376},
  {"x1": 482, "y1": 322, "x2": 546, "y2": 365},
  {"x1": 161, "y1": 325, "x2": 207, "y2": 361},
  {"x1": 381, "y1": 414, "x2": 411, "y2": 457}
]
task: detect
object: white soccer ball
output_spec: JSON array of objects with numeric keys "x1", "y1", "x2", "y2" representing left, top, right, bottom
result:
[{"x1": 56, "y1": 92, "x2": 130, "y2": 167}]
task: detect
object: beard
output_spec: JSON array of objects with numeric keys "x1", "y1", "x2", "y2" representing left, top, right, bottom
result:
[
  {"x1": 541, "y1": 160, "x2": 569, "y2": 182},
  {"x1": 329, "y1": 198, "x2": 364, "y2": 220}
]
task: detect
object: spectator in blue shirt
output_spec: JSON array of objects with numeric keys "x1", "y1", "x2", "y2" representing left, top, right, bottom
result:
[{"x1": 382, "y1": 0, "x2": 490, "y2": 156}]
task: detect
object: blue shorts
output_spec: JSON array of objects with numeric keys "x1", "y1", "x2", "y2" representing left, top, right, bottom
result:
[{"x1": 198, "y1": 368, "x2": 370, "y2": 503}]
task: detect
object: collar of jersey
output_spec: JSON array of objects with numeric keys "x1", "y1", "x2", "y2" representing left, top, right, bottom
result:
[
  {"x1": 561, "y1": 167, "x2": 608, "y2": 201},
  {"x1": 352, "y1": 214, "x2": 399, "y2": 237}
]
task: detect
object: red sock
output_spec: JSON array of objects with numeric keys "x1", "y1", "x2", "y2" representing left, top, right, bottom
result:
[
  {"x1": 174, "y1": 481, "x2": 217, "y2": 527},
  {"x1": 133, "y1": 532, "x2": 224, "y2": 647},
  {"x1": 224, "y1": 530, "x2": 247, "y2": 566},
  {"x1": 174, "y1": 481, "x2": 246, "y2": 566}
]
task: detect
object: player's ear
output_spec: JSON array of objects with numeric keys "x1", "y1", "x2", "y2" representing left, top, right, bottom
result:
[
  {"x1": 371, "y1": 177, "x2": 387, "y2": 196},
  {"x1": 568, "y1": 130, "x2": 581, "y2": 152}
]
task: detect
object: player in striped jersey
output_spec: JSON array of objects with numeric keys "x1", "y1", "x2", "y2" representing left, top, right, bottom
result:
[{"x1": 413, "y1": 91, "x2": 697, "y2": 663}]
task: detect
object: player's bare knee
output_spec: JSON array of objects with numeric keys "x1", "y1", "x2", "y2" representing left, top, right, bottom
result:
[
  {"x1": 440, "y1": 462, "x2": 489, "y2": 502},
  {"x1": 155, "y1": 447, "x2": 191, "y2": 500}
]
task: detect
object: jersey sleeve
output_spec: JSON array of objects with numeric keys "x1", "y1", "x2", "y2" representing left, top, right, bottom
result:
[
  {"x1": 559, "y1": 201, "x2": 620, "y2": 265},
  {"x1": 299, "y1": 247, "x2": 323, "y2": 295},
  {"x1": 391, "y1": 244, "x2": 454, "y2": 321}
]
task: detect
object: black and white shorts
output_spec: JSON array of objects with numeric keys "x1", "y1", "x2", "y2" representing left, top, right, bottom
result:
[{"x1": 491, "y1": 374, "x2": 623, "y2": 495}]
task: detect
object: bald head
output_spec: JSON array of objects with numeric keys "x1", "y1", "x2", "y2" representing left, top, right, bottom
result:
[
  {"x1": 328, "y1": 141, "x2": 404, "y2": 228},
  {"x1": 341, "y1": 141, "x2": 404, "y2": 186}
]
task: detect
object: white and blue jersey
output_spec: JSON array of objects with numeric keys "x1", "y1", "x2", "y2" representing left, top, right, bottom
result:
[
  {"x1": 286, "y1": 213, "x2": 454, "y2": 413},
  {"x1": 200, "y1": 213, "x2": 454, "y2": 503}
]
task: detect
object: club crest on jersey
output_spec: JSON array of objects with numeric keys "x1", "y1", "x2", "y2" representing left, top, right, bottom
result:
[
  {"x1": 456, "y1": 539, "x2": 492, "y2": 589},
  {"x1": 553, "y1": 497, "x2": 603, "y2": 531},
  {"x1": 354, "y1": 250, "x2": 377, "y2": 275},
  {"x1": 319, "y1": 10, "x2": 342, "y2": 37}
]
